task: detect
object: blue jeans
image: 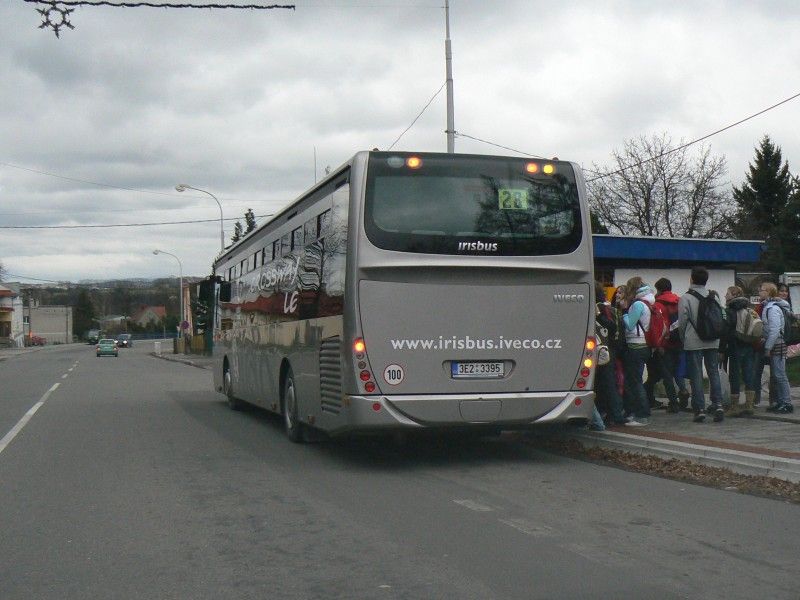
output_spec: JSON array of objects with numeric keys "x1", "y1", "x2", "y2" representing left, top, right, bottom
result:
[
  {"x1": 769, "y1": 354, "x2": 791, "y2": 407},
  {"x1": 685, "y1": 348, "x2": 723, "y2": 411},
  {"x1": 595, "y1": 363, "x2": 625, "y2": 424},
  {"x1": 728, "y1": 341, "x2": 756, "y2": 394},
  {"x1": 622, "y1": 346, "x2": 651, "y2": 419},
  {"x1": 589, "y1": 406, "x2": 606, "y2": 430}
]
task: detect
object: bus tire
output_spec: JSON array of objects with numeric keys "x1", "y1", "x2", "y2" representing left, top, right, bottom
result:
[
  {"x1": 223, "y1": 364, "x2": 243, "y2": 411},
  {"x1": 283, "y1": 370, "x2": 304, "y2": 443}
]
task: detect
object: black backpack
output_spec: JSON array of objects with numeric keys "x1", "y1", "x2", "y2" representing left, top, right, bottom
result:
[
  {"x1": 772, "y1": 304, "x2": 800, "y2": 345},
  {"x1": 687, "y1": 289, "x2": 727, "y2": 341}
]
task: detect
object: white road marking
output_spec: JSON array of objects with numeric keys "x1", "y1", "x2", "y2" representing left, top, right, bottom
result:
[
  {"x1": 61, "y1": 374, "x2": 68, "y2": 379},
  {"x1": 498, "y1": 518, "x2": 555, "y2": 537},
  {"x1": 0, "y1": 383, "x2": 60, "y2": 456},
  {"x1": 453, "y1": 499, "x2": 495, "y2": 512}
]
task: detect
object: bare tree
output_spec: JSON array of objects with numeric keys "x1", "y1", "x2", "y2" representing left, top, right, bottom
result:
[{"x1": 588, "y1": 133, "x2": 732, "y2": 238}]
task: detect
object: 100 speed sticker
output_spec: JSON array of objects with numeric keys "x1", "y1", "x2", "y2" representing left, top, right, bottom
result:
[{"x1": 383, "y1": 364, "x2": 404, "y2": 385}]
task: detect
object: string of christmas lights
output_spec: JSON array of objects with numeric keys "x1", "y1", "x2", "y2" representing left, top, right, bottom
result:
[{"x1": 24, "y1": 1, "x2": 296, "y2": 37}]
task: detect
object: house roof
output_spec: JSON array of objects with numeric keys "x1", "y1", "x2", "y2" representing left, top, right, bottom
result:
[{"x1": 131, "y1": 305, "x2": 167, "y2": 322}]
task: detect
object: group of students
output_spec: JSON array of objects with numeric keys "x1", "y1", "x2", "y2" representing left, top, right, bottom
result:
[{"x1": 591, "y1": 266, "x2": 796, "y2": 430}]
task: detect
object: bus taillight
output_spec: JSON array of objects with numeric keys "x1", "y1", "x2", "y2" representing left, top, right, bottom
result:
[
  {"x1": 353, "y1": 338, "x2": 366, "y2": 354},
  {"x1": 575, "y1": 337, "x2": 597, "y2": 389}
]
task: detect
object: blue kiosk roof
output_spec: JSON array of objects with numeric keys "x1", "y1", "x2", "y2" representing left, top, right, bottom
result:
[{"x1": 593, "y1": 235, "x2": 764, "y2": 264}]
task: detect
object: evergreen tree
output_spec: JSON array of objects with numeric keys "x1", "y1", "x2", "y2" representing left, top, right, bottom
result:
[
  {"x1": 244, "y1": 208, "x2": 257, "y2": 234},
  {"x1": 73, "y1": 289, "x2": 95, "y2": 336},
  {"x1": 590, "y1": 212, "x2": 609, "y2": 234},
  {"x1": 231, "y1": 220, "x2": 243, "y2": 243},
  {"x1": 732, "y1": 135, "x2": 799, "y2": 272}
]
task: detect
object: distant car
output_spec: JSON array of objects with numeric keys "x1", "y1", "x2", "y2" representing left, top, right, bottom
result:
[
  {"x1": 116, "y1": 333, "x2": 133, "y2": 348},
  {"x1": 87, "y1": 329, "x2": 102, "y2": 344},
  {"x1": 30, "y1": 335, "x2": 47, "y2": 346},
  {"x1": 96, "y1": 338, "x2": 118, "y2": 357}
]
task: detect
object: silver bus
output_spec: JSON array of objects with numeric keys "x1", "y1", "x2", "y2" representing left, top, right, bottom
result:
[{"x1": 211, "y1": 151, "x2": 597, "y2": 441}]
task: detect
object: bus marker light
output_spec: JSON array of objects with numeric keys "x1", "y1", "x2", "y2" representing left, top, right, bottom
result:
[
  {"x1": 585, "y1": 338, "x2": 596, "y2": 351},
  {"x1": 526, "y1": 162, "x2": 539, "y2": 173},
  {"x1": 358, "y1": 361, "x2": 367, "y2": 369},
  {"x1": 581, "y1": 368, "x2": 590, "y2": 378},
  {"x1": 353, "y1": 338, "x2": 366, "y2": 353},
  {"x1": 583, "y1": 358, "x2": 593, "y2": 369},
  {"x1": 406, "y1": 156, "x2": 423, "y2": 169},
  {"x1": 365, "y1": 382, "x2": 376, "y2": 393},
  {"x1": 543, "y1": 164, "x2": 555, "y2": 174},
  {"x1": 360, "y1": 370, "x2": 372, "y2": 382},
  {"x1": 372, "y1": 401, "x2": 381, "y2": 411}
]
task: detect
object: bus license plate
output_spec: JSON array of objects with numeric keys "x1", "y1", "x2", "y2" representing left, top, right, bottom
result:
[{"x1": 451, "y1": 361, "x2": 505, "y2": 378}]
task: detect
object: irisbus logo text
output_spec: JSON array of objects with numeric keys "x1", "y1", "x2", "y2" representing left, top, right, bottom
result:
[{"x1": 458, "y1": 241, "x2": 499, "y2": 252}]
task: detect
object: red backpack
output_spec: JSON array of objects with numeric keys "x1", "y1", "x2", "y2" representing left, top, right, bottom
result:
[{"x1": 640, "y1": 299, "x2": 670, "y2": 348}]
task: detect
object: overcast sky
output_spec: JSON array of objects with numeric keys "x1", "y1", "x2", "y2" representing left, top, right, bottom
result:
[{"x1": 2, "y1": 0, "x2": 799, "y2": 282}]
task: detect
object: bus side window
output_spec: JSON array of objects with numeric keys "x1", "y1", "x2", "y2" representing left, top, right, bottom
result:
[
  {"x1": 281, "y1": 233, "x2": 290, "y2": 256},
  {"x1": 219, "y1": 281, "x2": 232, "y2": 303},
  {"x1": 291, "y1": 227, "x2": 303, "y2": 250},
  {"x1": 304, "y1": 217, "x2": 318, "y2": 243},
  {"x1": 318, "y1": 210, "x2": 331, "y2": 237}
]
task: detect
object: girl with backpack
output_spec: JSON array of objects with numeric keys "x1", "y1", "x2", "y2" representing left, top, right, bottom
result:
[
  {"x1": 723, "y1": 286, "x2": 758, "y2": 416},
  {"x1": 594, "y1": 282, "x2": 626, "y2": 427},
  {"x1": 760, "y1": 282, "x2": 794, "y2": 414},
  {"x1": 618, "y1": 277, "x2": 654, "y2": 426}
]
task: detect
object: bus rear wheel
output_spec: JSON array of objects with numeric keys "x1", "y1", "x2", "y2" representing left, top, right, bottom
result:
[
  {"x1": 283, "y1": 371, "x2": 304, "y2": 443},
  {"x1": 224, "y1": 366, "x2": 243, "y2": 411}
]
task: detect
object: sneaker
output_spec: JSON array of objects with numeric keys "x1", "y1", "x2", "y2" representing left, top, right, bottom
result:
[
  {"x1": 766, "y1": 404, "x2": 780, "y2": 413},
  {"x1": 775, "y1": 404, "x2": 795, "y2": 414},
  {"x1": 713, "y1": 407, "x2": 724, "y2": 422},
  {"x1": 624, "y1": 419, "x2": 647, "y2": 427},
  {"x1": 678, "y1": 391, "x2": 690, "y2": 411},
  {"x1": 693, "y1": 410, "x2": 706, "y2": 423}
]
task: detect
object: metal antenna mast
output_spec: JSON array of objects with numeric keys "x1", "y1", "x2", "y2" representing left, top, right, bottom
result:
[{"x1": 445, "y1": 0, "x2": 455, "y2": 153}]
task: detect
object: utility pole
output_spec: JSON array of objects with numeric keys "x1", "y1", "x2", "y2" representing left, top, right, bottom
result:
[{"x1": 445, "y1": 0, "x2": 455, "y2": 153}]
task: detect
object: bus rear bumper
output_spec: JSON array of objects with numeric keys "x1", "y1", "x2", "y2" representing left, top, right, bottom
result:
[{"x1": 333, "y1": 391, "x2": 595, "y2": 434}]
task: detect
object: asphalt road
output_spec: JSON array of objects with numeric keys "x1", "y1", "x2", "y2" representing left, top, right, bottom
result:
[{"x1": 1, "y1": 343, "x2": 798, "y2": 600}]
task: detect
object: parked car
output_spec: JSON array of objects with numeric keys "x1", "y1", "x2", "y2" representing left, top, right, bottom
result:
[
  {"x1": 116, "y1": 333, "x2": 133, "y2": 348},
  {"x1": 30, "y1": 335, "x2": 46, "y2": 346},
  {"x1": 96, "y1": 338, "x2": 118, "y2": 357}
]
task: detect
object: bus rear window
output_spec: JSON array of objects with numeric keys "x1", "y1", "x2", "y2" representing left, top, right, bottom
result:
[{"x1": 364, "y1": 153, "x2": 583, "y2": 256}]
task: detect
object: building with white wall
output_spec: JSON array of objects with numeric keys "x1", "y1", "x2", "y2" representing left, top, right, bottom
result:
[
  {"x1": 593, "y1": 235, "x2": 764, "y2": 297},
  {"x1": 0, "y1": 283, "x2": 25, "y2": 347}
]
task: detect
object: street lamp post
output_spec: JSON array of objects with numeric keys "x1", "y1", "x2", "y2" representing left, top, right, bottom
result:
[
  {"x1": 175, "y1": 184, "x2": 224, "y2": 253},
  {"x1": 153, "y1": 249, "x2": 183, "y2": 339}
]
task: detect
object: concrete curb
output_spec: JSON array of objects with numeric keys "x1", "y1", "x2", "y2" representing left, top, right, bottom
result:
[
  {"x1": 149, "y1": 351, "x2": 213, "y2": 370},
  {"x1": 568, "y1": 429, "x2": 800, "y2": 483}
]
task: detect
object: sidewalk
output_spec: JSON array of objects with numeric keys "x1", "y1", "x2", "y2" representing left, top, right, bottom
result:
[
  {"x1": 569, "y1": 392, "x2": 800, "y2": 483},
  {"x1": 151, "y1": 349, "x2": 214, "y2": 370}
]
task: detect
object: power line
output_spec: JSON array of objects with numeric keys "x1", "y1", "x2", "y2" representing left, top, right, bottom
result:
[
  {"x1": 0, "y1": 161, "x2": 191, "y2": 198},
  {"x1": 453, "y1": 91, "x2": 800, "y2": 181},
  {"x1": 0, "y1": 214, "x2": 273, "y2": 229},
  {"x1": 586, "y1": 90, "x2": 800, "y2": 182},
  {"x1": 4, "y1": 273, "x2": 68, "y2": 283},
  {"x1": 452, "y1": 132, "x2": 545, "y2": 158},
  {"x1": 387, "y1": 81, "x2": 446, "y2": 150}
]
